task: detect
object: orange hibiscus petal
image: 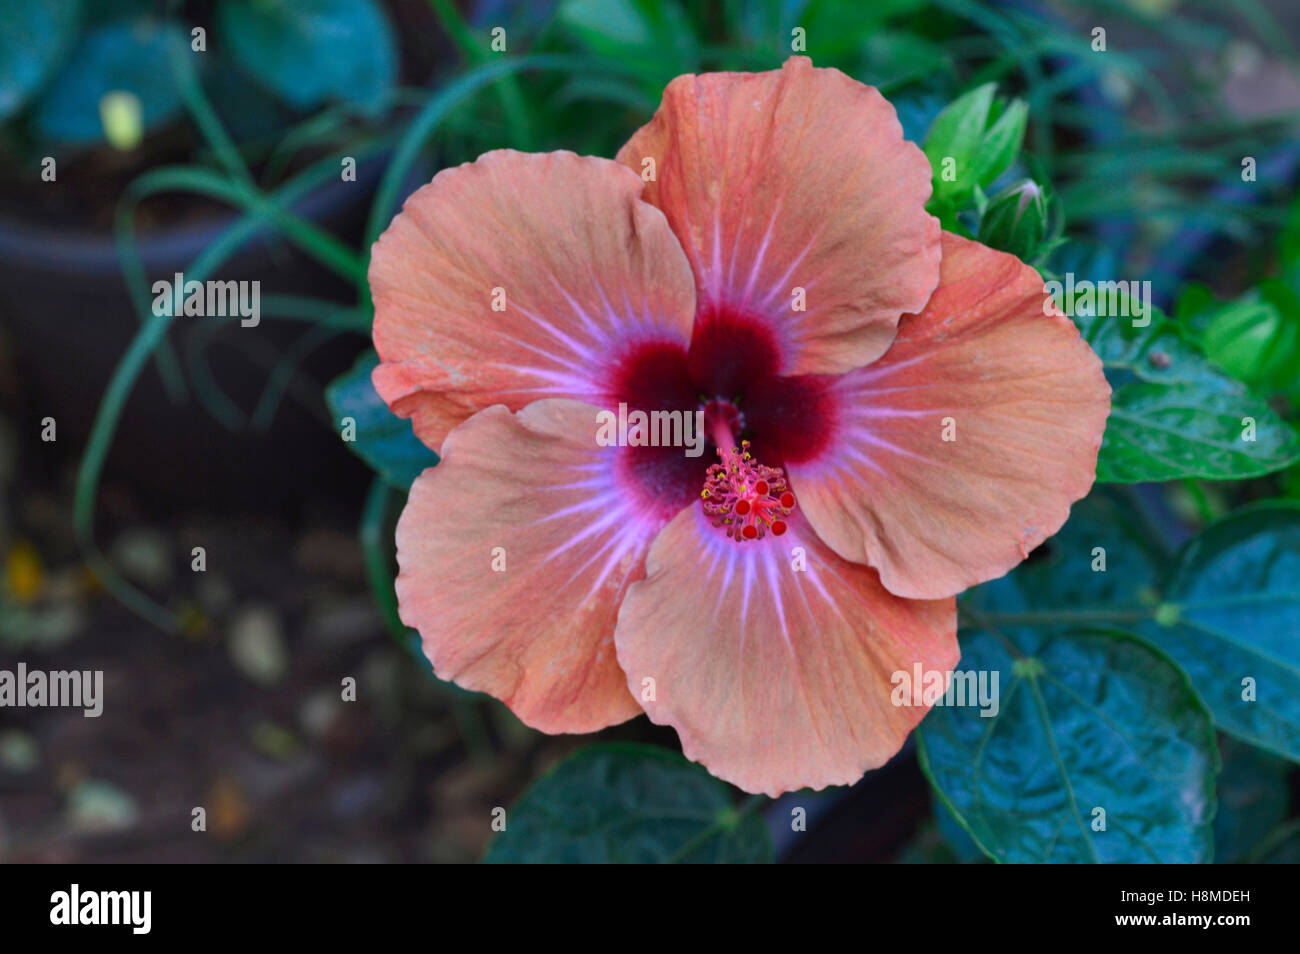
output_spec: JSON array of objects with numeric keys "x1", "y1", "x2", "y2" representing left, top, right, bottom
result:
[
  {"x1": 616, "y1": 55, "x2": 940, "y2": 376},
  {"x1": 394, "y1": 399, "x2": 681, "y2": 733},
  {"x1": 788, "y1": 233, "x2": 1111, "y2": 600},
  {"x1": 370, "y1": 150, "x2": 696, "y2": 451},
  {"x1": 614, "y1": 506, "x2": 957, "y2": 796}
]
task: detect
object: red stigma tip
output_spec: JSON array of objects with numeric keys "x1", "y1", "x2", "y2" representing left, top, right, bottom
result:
[{"x1": 700, "y1": 442, "x2": 797, "y2": 543}]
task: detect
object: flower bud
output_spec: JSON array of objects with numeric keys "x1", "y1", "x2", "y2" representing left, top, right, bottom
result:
[{"x1": 978, "y1": 179, "x2": 1048, "y2": 261}]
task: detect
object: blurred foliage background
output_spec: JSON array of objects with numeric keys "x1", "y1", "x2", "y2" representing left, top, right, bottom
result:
[{"x1": 0, "y1": 0, "x2": 1298, "y2": 863}]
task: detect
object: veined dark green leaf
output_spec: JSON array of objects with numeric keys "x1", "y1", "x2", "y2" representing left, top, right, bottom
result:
[
  {"x1": 934, "y1": 795, "x2": 988, "y2": 863},
  {"x1": 324, "y1": 350, "x2": 437, "y2": 491},
  {"x1": 1068, "y1": 303, "x2": 1300, "y2": 481},
  {"x1": 1139, "y1": 504, "x2": 1300, "y2": 764},
  {"x1": 969, "y1": 497, "x2": 1300, "y2": 764},
  {"x1": 1213, "y1": 737, "x2": 1291, "y2": 863},
  {"x1": 918, "y1": 627, "x2": 1218, "y2": 863},
  {"x1": 1101, "y1": 375, "x2": 1300, "y2": 482},
  {"x1": 1070, "y1": 302, "x2": 1205, "y2": 385},
  {"x1": 484, "y1": 744, "x2": 772, "y2": 863},
  {"x1": 964, "y1": 490, "x2": 1167, "y2": 615}
]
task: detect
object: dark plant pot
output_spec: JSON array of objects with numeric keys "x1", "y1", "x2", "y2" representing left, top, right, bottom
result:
[{"x1": 0, "y1": 158, "x2": 409, "y2": 516}]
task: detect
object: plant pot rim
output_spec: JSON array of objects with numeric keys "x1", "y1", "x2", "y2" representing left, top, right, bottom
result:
[{"x1": 0, "y1": 153, "x2": 389, "y2": 275}]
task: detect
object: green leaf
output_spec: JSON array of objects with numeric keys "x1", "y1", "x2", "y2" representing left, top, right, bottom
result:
[
  {"x1": 971, "y1": 493, "x2": 1300, "y2": 764},
  {"x1": 217, "y1": 0, "x2": 396, "y2": 113},
  {"x1": 1250, "y1": 820, "x2": 1300, "y2": 863},
  {"x1": 1173, "y1": 280, "x2": 1218, "y2": 341},
  {"x1": 31, "y1": 19, "x2": 185, "y2": 144},
  {"x1": 924, "y1": 84, "x2": 1026, "y2": 209},
  {"x1": 934, "y1": 796, "x2": 988, "y2": 863},
  {"x1": 484, "y1": 744, "x2": 772, "y2": 863},
  {"x1": 964, "y1": 490, "x2": 1167, "y2": 617},
  {"x1": 1202, "y1": 281, "x2": 1300, "y2": 394},
  {"x1": 1070, "y1": 299, "x2": 1211, "y2": 385},
  {"x1": 0, "y1": 0, "x2": 80, "y2": 122},
  {"x1": 324, "y1": 351, "x2": 437, "y2": 491},
  {"x1": 933, "y1": 496, "x2": 1300, "y2": 859},
  {"x1": 1066, "y1": 301, "x2": 1300, "y2": 482},
  {"x1": 968, "y1": 98, "x2": 1027, "y2": 189},
  {"x1": 1213, "y1": 737, "x2": 1291, "y2": 863},
  {"x1": 1198, "y1": 301, "x2": 1274, "y2": 373},
  {"x1": 918, "y1": 627, "x2": 1218, "y2": 863},
  {"x1": 924, "y1": 83, "x2": 994, "y2": 204},
  {"x1": 1139, "y1": 504, "x2": 1300, "y2": 763},
  {"x1": 1101, "y1": 374, "x2": 1300, "y2": 482}
]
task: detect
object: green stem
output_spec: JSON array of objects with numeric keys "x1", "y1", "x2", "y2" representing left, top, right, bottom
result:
[
  {"x1": 79, "y1": 149, "x2": 384, "y2": 631},
  {"x1": 113, "y1": 165, "x2": 367, "y2": 434},
  {"x1": 252, "y1": 324, "x2": 346, "y2": 430},
  {"x1": 124, "y1": 167, "x2": 366, "y2": 283},
  {"x1": 111, "y1": 196, "x2": 189, "y2": 404},
  {"x1": 260, "y1": 293, "x2": 372, "y2": 330},
  {"x1": 184, "y1": 319, "x2": 246, "y2": 430},
  {"x1": 166, "y1": 29, "x2": 254, "y2": 189},
  {"x1": 182, "y1": 301, "x2": 368, "y2": 433}
]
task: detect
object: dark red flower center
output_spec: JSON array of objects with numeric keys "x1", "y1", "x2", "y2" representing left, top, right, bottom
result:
[{"x1": 607, "y1": 306, "x2": 837, "y2": 531}]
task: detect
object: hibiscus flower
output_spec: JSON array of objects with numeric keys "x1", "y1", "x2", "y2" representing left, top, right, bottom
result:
[{"x1": 368, "y1": 56, "x2": 1110, "y2": 796}]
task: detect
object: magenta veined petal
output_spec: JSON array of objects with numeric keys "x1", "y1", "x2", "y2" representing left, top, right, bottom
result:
[
  {"x1": 787, "y1": 233, "x2": 1111, "y2": 600},
  {"x1": 395, "y1": 399, "x2": 684, "y2": 733},
  {"x1": 614, "y1": 504, "x2": 958, "y2": 797},
  {"x1": 370, "y1": 150, "x2": 697, "y2": 453},
  {"x1": 617, "y1": 56, "x2": 941, "y2": 377}
]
